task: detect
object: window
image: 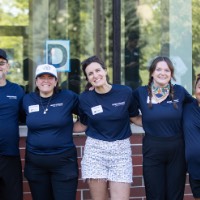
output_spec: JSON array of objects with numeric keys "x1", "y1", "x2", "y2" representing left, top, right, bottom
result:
[
  {"x1": 0, "y1": 0, "x2": 113, "y2": 94},
  {"x1": 0, "y1": 0, "x2": 198, "y2": 94},
  {"x1": 121, "y1": 0, "x2": 193, "y2": 93}
]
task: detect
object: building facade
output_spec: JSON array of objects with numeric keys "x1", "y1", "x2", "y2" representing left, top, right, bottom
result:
[
  {"x1": 0, "y1": 0, "x2": 197, "y2": 199},
  {"x1": 0, "y1": 0, "x2": 197, "y2": 94}
]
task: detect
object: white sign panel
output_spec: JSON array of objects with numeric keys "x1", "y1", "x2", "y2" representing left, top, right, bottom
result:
[{"x1": 46, "y1": 40, "x2": 70, "y2": 72}]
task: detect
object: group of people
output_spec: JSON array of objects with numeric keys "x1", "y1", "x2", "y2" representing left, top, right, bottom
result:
[{"x1": 0, "y1": 47, "x2": 200, "y2": 200}]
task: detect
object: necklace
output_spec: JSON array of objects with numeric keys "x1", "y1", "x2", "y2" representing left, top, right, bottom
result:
[{"x1": 40, "y1": 95, "x2": 53, "y2": 114}]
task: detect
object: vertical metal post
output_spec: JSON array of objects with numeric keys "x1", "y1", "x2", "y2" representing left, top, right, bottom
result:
[{"x1": 112, "y1": 0, "x2": 121, "y2": 84}]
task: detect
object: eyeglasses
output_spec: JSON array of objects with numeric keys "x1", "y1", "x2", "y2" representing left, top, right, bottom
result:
[{"x1": 0, "y1": 62, "x2": 7, "y2": 66}]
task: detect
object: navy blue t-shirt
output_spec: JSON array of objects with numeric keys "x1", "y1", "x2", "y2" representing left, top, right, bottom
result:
[
  {"x1": 23, "y1": 90, "x2": 78, "y2": 155},
  {"x1": 0, "y1": 80, "x2": 25, "y2": 156},
  {"x1": 183, "y1": 99, "x2": 200, "y2": 179},
  {"x1": 79, "y1": 84, "x2": 138, "y2": 141},
  {"x1": 133, "y1": 85, "x2": 192, "y2": 137}
]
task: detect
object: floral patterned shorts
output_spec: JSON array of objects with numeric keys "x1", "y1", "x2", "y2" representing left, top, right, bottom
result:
[{"x1": 81, "y1": 137, "x2": 133, "y2": 183}]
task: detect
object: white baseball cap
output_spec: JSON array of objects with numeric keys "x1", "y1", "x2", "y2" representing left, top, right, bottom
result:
[{"x1": 35, "y1": 64, "x2": 57, "y2": 78}]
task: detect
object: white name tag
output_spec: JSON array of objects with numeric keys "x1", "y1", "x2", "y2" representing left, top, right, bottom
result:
[
  {"x1": 91, "y1": 105, "x2": 103, "y2": 115},
  {"x1": 29, "y1": 105, "x2": 39, "y2": 113}
]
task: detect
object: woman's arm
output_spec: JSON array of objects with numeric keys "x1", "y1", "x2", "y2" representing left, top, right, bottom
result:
[
  {"x1": 130, "y1": 115, "x2": 142, "y2": 127},
  {"x1": 73, "y1": 120, "x2": 87, "y2": 133}
]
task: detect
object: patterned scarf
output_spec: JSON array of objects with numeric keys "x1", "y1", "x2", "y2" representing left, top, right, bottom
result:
[{"x1": 151, "y1": 83, "x2": 170, "y2": 98}]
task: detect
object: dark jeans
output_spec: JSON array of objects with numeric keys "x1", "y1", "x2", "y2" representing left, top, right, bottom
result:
[
  {"x1": 25, "y1": 147, "x2": 78, "y2": 200},
  {"x1": 0, "y1": 155, "x2": 23, "y2": 200},
  {"x1": 143, "y1": 134, "x2": 186, "y2": 200}
]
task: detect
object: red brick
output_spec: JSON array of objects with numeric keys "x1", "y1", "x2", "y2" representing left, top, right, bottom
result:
[
  {"x1": 133, "y1": 165, "x2": 143, "y2": 176},
  {"x1": 131, "y1": 145, "x2": 142, "y2": 154},
  {"x1": 132, "y1": 176, "x2": 144, "y2": 187},
  {"x1": 23, "y1": 181, "x2": 31, "y2": 192},
  {"x1": 23, "y1": 193, "x2": 32, "y2": 200},
  {"x1": 130, "y1": 186, "x2": 146, "y2": 197},
  {"x1": 77, "y1": 179, "x2": 88, "y2": 189},
  {"x1": 184, "y1": 194, "x2": 194, "y2": 200},
  {"x1": 133, "y1": 155, "x2": 143, "y2": 165},
  {"x1": 130, "y1": 134, "x2": 143, "y2": 144},
  {"x1": 74, "y1": 136, "x2": 86, "y2": 146},
  {"x1": 184, "y1": 184, "x2": 192, "y2": 194}
]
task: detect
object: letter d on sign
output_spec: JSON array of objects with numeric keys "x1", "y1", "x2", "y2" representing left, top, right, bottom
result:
[{"x1": 46, "y1": 40, "x2": 70, "y2": 72}]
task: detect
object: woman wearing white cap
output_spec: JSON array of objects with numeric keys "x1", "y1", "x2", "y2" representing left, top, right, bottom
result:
[{"x1": 22, "y1": 64, "x2": 79, "y2": 200}]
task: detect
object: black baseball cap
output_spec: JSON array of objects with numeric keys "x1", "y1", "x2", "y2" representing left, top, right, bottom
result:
[{"x1": 0, "y1": 49, "x2": 8, "y2": 61}]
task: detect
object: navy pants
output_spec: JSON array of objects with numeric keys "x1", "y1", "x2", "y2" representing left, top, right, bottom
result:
[
  {"x1": 143, "y1": 134, "x2": 186, "y2": 200},
  {"x1": 0, "y1": 156, "x2": 23, "y2": 200},
  {"x1": 25, "y1": 147, "x2": 78, "y2": 200}
]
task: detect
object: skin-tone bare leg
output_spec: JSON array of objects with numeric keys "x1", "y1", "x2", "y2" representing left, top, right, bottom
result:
[
  {"x1": 87, "y1": 179, "x2": 109, "y2": 200},
  {"x1": 109, "y1": 182, "x2": 130, "y2": 200}
]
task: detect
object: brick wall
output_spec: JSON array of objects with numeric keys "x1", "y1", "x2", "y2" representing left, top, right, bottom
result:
[{"x1": 20, "y1": 134, "x2": 193, "y2": 200}]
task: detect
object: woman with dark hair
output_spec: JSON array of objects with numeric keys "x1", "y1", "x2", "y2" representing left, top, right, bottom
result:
[
  {"x1": 183, "y1": 74, "x2": 200, "y2": 200},
  {"x1": 132, "y1": 56, "x2": 193, "y2": 200},
  {"x1": 23, "y1": 64, "x2": 79, "y2": 200},
  {"x1": 74, "y1": 55, "x2": 140, "y2": 200}
]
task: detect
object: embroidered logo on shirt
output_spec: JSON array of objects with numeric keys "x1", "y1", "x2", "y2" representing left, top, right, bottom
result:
[
  {"x1": 6, "y1": 95, "x2": 17, "y2": 99},
  {"x1": 167, "y1": 99, "x2": 179, "y2": 103},
  {"x1": 50, "y1": 103, "x2": 63, "y2": 107},
  {"x1": 112, "y1": 102, "x2": 125, "y2": 107}
]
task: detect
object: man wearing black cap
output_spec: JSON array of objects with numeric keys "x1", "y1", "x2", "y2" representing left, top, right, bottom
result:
[{"x1": 0, "y1": 49, "x2": 24, "y2": 200}]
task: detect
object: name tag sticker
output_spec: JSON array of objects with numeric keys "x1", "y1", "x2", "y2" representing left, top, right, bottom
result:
[
  {"x1": 91, "y1": 105, "x2": 103, "y2": 115},
  {"x1": 29, "y1": 105, "x2": 39, "y2": 113}
]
